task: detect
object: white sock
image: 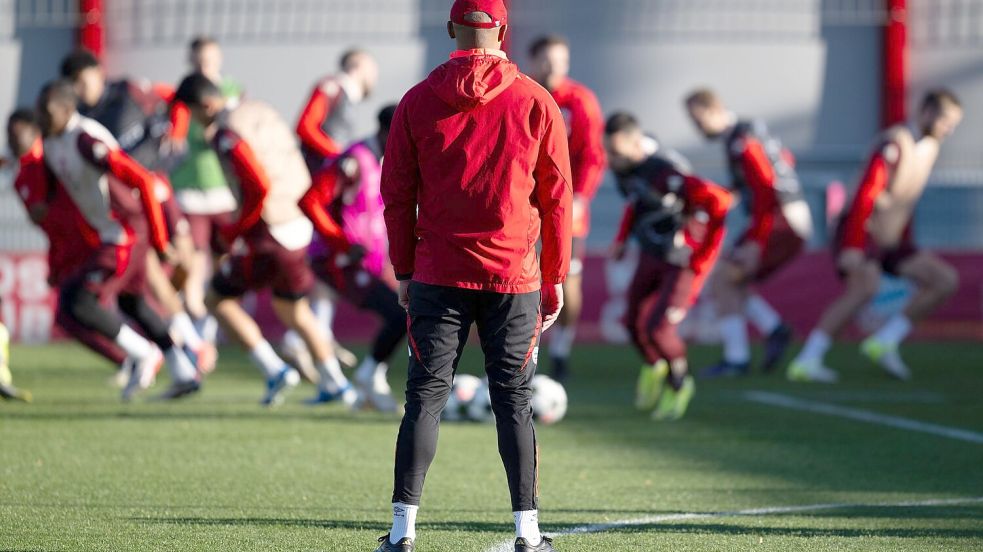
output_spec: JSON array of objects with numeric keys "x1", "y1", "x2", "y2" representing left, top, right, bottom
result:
[
  {"x1": 315, "y1": 356, "x2": 349, "y2": 394},
  {"x1": 390, "y1": 502, "x2": 418, "y2": 543},
  {"x1": 872, "y1": 314, "x2": 912, "y2": 346},
  {"x1": 719, "y1": 314, "x2": 751, "y2": 364},
  {"x1": 356, "y1": 357, "x2": 385, "y2": 383},
  {"x1": 200, "y1": 315, "x2": 219, "y2": 343},
  {"x1": 114, "y1": 325, "x2": 154, "y2": 360},
  {"x1": 311, "y1": 295, "x2": 335, "y2": 341},
  {"x1": 514, "y1": 510, "x2": 541, "y2": 545},
  {"x1": 249, "y1": 340, "x2": 287, "y2": 379},
  {"x1": 164, "y1": 346, "x2": 198, "y2": 382},
  {"x1": 745, "y1": 295, "x2": 781, "y2": 335},
  {"x1": 171, "y1": 312, "x2": 203, "y2": 350},
  {"x1": 798, "y1": 330, "x2": 831, "y2": 362},
  {"x1": 548, "y1": 324, "x2": 576, "y2": 359}
]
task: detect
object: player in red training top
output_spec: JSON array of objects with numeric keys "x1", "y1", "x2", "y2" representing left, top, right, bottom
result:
[
  {"x1": 37, "y1": 80, "x2": 201, "y2": 401},
  {"x1": 789, "y1": 89, "x2": 963, "y2": 383},
  {"x1": 685, "y1": 89, "x2": 813, "y2": 378},
  {"x1": 606, "y1": 113, "x2": 731, "y2": 421},
  {"x1": 175, "y1": 72, "x2": 359, "y2": 407},
  {"x1": 7, "y1": 108, "x2": 130, "y2": 377},
  {"x1": 527, "y1": 35, "x2": 606, "y2": 382},
  {"x1": 296, "y1": 49, "x2": 378, "y2": 174}
]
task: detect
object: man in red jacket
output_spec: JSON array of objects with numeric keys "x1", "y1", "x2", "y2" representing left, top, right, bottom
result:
[
  {"x1": 527, "y1": 35, "x2": 606, "y2": 382},
  {"x1": 377, "y1": 1, "x2": 571, "y2": 550},
  {"x1": 606, "y1": 112, "x2": 731, "y2": 421}
]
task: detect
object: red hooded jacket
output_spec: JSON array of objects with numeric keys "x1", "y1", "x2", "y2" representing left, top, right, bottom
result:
[{"x1": 381, "y1": 50, "x2": 573, "y2": 294}]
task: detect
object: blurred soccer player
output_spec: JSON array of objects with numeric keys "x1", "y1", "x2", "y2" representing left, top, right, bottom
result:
[
  {"x1": 168, "y1": 36, "x2": 243, "y2": 346},
  {"x1": 0, "y1": 298, "x2": 31, "y2": 402},
  {"x1": 7, "y1": 109, "x2": 130, "y2": 379},
  {"x1": 378, "y1": 1, "x2": 571, "y2": 550},
  {"x1": 606, "y1": 113, "x2": 731, "y2": 420},
  {"x1": 296, "y1": 48, "x2": 378, "y2": 173},
  {"x1": 175, "y1": 73, "x2": 358, "y2": 407},
  {"x1": 527, "y1": 35, "x2": 606, "y2": 382},
  {"x1": 37, "y1": 80, "x2": 201, "y2": 400},
  {"x1": 789, "y1": 90, "x2": 963, "y2": 382},
  {"x1": 60, "y1": 49, "x2": 211, "y2": 372},
  {"x1": 295, "y1": 104, "x2": 406, "y2": 411},
  {"x1": 685, "y1": 89, "x2": 813, "y2": 376}
]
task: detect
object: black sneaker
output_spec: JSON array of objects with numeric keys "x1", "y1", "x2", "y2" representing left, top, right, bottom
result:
[
  {"x1": 157, "y1": 380, "x2": 201, "y2": 400},
  {"x1": 761, "y1": 323, "x2": 793, "y2": 373},
  {"x1": 374, "y1": 534, "x2": 414, "y2": 552},
  {"x1": 698, "y1": 360, "x2": 749, "y2": 379},
  {"x1": 550, "y1": 356, "x2": 570, "y2": 383},
  {"x1": 515, "y1": 536, "x2": 555, "y2": 551}
]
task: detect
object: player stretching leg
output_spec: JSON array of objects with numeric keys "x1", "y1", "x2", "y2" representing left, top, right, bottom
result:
[
  {"x1": 605, "y1": 113, "x2": 731, "y2": 420},
  {"x1": 297, "y1": 105, "x2": 406, "y2": 411},
  {"x1": 176, "y1": 74, "x2": 358, "y2": 407},
  {"x1": 789, "y1": 90, "x2": 963, "y2": 382},
  {"x1": 378, "y1": 2, "x2": 571, "y2": 549},
  {"x1": 527, "y1": 35, "x2": 606, "y2": 382},
  {"x1": 685, "y1": 89, "x2": 812, "y2": 376},
  {"x1": 37, "y1": 81, "x2": 201, "y2": 400}
]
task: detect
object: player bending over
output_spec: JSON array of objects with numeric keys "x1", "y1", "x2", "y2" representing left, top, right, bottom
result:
[
  {"x1": 789, "y1": 89, "x2": 963, "y2": 382},
  {"x1": 37, "y1": 80, "x2": 201, "y2": 400},
  {"x1": 605, "y1": 113, "x2": 731, "y2": 420},
  {"x1": 527, "y1": 35, "x2": 606, "y2": 382},
  {"x1": 685, "y1": 89, "x2": 812, "y2": 377},
  {"x1": 296, "y1": 105, "x2": 406, "y2": 411},
  {"x1": 175, "y1": 73, "x2": 358, "y2": 407}
]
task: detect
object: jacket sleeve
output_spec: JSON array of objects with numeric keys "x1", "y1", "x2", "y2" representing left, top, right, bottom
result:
[
  {"x1": 380, "y1": 99, "x2": 422, "y2": 281},
  {"x1": 684, "y1": 175, "x2": 732, "y2": 277},
  {"x1": 737, "y1": 137, "x2": 779, "y2": 249},
  {"x1": 296, "y1": 83, "x2": 342, "y2": 160},
  {"x1": 214, "y1": 130, "x2": 269, "y2": 242},
  {"x1": 840, "y1": 142, "x2": 896, "y2": 250},
  {"x1": 534, "y1": 99, "x2": 574, "y2": 285},
  {"x1": 567, "y1": 87, "x2": 607, "y2": 199},
  {"x1": 298, "y1": 167, "x2": 350, "y2": 252},
  {"x1": 168, "y1": 100, "x2": 191, "y2": 141},
  {"x1": 77, "y1": 132, "x2": 170, "y2": 251},
  {"x1": 14, "y1": 150, "x2": 52, "y2": 215}
]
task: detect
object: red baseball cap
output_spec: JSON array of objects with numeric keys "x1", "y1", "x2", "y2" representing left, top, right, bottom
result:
[{"x1": 450, "y1": 0, "x2": 508, "y2": 29}]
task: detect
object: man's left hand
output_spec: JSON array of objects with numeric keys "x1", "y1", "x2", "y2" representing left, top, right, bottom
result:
[
  {"x1": 728, "y1": 241, "x2": 762, "y2": 282},
  {"x1": 541, "y1": 283, "x2": 564, "y2": 333}
]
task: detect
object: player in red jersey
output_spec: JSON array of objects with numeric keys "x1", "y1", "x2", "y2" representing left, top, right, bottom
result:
[
  {"x1": 176, "y1": 73, "x2": 359, "y2": 407},
  {"x1": 7, "y1": 109, "x2": 131, "y2": 377},
  {"x1": 296, "y1": 49, "x2": 378, "y2": 174},
  {"x1": 37, "y1": 81, "x2": 201, "y2": 400},
  {"x1": 789, "y1": 90, "x2": 963, "y2": 383},
  {"x1": 685, "y1": 89, "x2": 813, "y2": 377},
  {"x1": 606, "y1": 113, "x2": 731, "y2": 420},
  {"x1": 527, "y1": 35, "x2": 606, "y2": 382}
]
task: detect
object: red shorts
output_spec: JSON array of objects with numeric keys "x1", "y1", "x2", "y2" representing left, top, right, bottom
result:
[
  {"x1": 624, "y1": 251, "x2": 695, "y2": 364},
  {"x1": 65, "y1": 236, "x2": 149, "y2": 300},
  {"x1": 736, "y1": 215, "x2": 804, "y2": 282},
  {"x1": 186, "y1": 211, "x2": 236, "y2": 254},
  {"x1": 211, "y1": 224, "x2": 314, "y2": 300},
  {"x1": 832, "y1": 220, "x2": 918, "y2": 276}
]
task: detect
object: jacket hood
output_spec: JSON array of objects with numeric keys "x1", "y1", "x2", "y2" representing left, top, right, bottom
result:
[{"x1": 427, "y1": 53, "x2": 518, "y2": 112}]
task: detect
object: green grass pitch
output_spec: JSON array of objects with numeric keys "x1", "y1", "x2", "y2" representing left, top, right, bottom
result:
[{"x1": 1, "y1": 341, "x2": 981, "y2": 551}]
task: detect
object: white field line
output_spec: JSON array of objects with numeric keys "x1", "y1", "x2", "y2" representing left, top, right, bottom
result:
[
  {"x1": 482, "y1": 496, "x2": 983, "y2": 552},
  {"x1": 744, "y1": 391, "x2": 983, "y2": 444}
]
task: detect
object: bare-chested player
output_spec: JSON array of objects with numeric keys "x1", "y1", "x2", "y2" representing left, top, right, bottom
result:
[{"x1": 789, "y1": 89, "x2": 963, "y2": 382}]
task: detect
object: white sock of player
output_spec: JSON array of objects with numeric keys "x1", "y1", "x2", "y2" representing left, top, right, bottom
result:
[
  {"x1": 311, "y1": 294, "x2": 336, "y2": 342},
  {"x1": 871, "y1": 314, "x2": 912, "y2": 346},
  {"x1": 798, "y1": 330, "x2": 831, "y2": 362},
  {"x1": 315, "y1": 356, "x2": 349, "y2": 394},
  {"x1": 745, "y1": 294, "x2": 781, "y2": 335},
  {"x1": 114, "y1": 325, "x2": 154, "y2": 360},
  {"x1": 514, "y1": 509, "x2": 541, "y2": 545},
  {"x1": 548, "y1": 324, "x2": 576, "y2": 359},
  {"x1": 171, "y1": 312, "x2": 203, "y2": 350},
  {"x1": 164, "y1": 346, "x2": 198, "y2": 382},
  {"x1": 198, "y1": 315, "x2": 219, "y2": 344},
  {"x1": 389, "y1": 502, "x2": 418, "y2": 543},
  {"x1": 719, "y1": 314, "x2": 751, "y2": 364},
  {"x1": 249, "y1": 340, "x2": 287, "y2": 379},
  {"x1": 355, "y1": 357, "x2": 387, "y2": 384}
]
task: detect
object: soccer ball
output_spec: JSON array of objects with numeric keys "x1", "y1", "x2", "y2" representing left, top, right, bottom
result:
[
  {"x1": 531, "y1": 375, "x2": 568, "y2": 425},
  {"x1": 466, "y1": 377, "x2": 495, "y2": 423},
  {"x1": 442, "y1": 374, "x2": 482, "y2": 421}
]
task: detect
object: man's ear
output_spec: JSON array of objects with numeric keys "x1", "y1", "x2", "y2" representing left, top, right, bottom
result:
[
  {"x1": 447, "y1": 21, "x2": 456, "y2": 39},
  {"x1": 498, "y1": 24, "x2": 508, "y2": 44}
]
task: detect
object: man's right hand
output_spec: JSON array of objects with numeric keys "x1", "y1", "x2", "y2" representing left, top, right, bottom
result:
[
  {"x1": 541, "y1": 283, "x2": 564, "y2": 333},
  {"x1": 398, "y1": 280, "x2": 411, "y2": 311}
]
